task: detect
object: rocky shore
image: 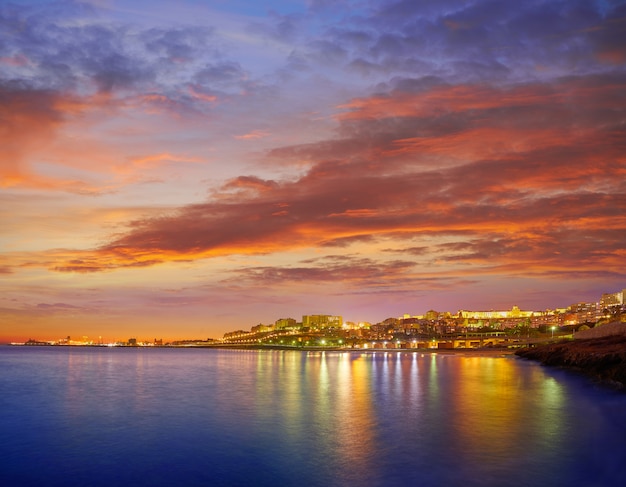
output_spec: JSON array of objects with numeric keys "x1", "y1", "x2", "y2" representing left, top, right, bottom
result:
[{"x1": 515, "y1": 333, "x2": 626, "y2": 390}]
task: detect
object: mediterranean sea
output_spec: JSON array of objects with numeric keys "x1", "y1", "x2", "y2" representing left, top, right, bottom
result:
[{"x1": 1, "y1": 346, "x2": 625, "y2": 486}]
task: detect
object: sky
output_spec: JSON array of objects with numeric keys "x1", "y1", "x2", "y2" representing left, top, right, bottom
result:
[{"x1": 1, "y1": 0, "x2": 625, "y2": 342}]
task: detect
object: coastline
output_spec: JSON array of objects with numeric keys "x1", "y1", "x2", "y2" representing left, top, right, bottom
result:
[
  {"x1": 515, "y1": 334, "x2": 626, "y2": 390},
  {"x1": 230, "y1": 345, "x2": 516, "y2": 356},
  {"x1": 4, "y1": 341, "x2": 515, "y2": 357},
  {"x1": 10, "y1": 338, "x2": 626, "y2": 389}
]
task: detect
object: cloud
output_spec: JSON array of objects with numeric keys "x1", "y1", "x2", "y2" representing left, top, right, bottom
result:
[
  {"x1": 36, "y1": 302, "x2": 82, "y2": 310},
  {"x1": 0, "y1": 2, "x2": 247, "y2": 103},
  {"x1": 319, "y1": 235, "x2": 377, "y2": 247},
  {"x1": 0, "y1": 83, "x2": 64, "y2": 188},
  {"x1": 0, "y1": 2, "x2": 269, "y2": 193},
  {"x1": 42, "y1": 71, "x2": 625, "y2": 283},
  {"x1": 284, "y1": 0, "x2": 626, "y2": 84},
  {"x1": 229, "y1": 255, "x2": 418, "y2": 288},
  {"x1": 3, "y1": 1, "x2": 622, "y2": 289},
  {"x1": 0, "y1": 83, "x2": 128, "y2": 193},
  {"x1": 218, "y1": 175, "x2": 280, "y2": 196},
  {"x1": 234, "y1": 130, "x2": 271, "y2": 140},
  {"x1": 116, "y1": 152, "x2": 205, "y2": 176},
  {"x1": 248, "y1": 11, "x2": 304, "y2": 44},
  {"x1": 141, "y1": 26, "x2": 217, "y2": 64}
]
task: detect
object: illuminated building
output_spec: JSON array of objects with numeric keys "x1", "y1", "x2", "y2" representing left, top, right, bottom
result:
[
  {"x1": 275, "y1": 318, "x2": 297, "y2": 330},
  {"x1": 302, "y1": 314, "x2": 343, "y2": 329},
  {"x1": 223, "y1": 330, "x2": 250, "y2": 340},
  {"x1": 251, "y1": 323, "x2": 273, "y2": 333},
  {"x1": 600, "y1": 289, "x2": 625, "y2": 308},
  {"x1": 457, "y1": 305, "x2": 534, "y2": 320},
  {"x1": 425, "y1": 310, "x2": 439, "y2": 321},
  {"x1": 567, "y1": 302, "x2": 599, "y2": 324}
]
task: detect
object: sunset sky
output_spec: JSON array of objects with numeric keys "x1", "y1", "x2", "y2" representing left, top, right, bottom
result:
[{"x1": 1, "y1": 0, "x2": 625, "y2": 342}]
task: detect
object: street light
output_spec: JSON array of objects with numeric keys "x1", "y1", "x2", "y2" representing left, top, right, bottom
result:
[{"x1": 551, "y1": 326, "x2": 556, "y2": 339}]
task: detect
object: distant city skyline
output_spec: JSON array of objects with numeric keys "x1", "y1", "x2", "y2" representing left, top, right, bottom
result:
[
  {"x1": 12, "y1": 287, "x2": 624, "y2": 345},
  {"x1": 1, "y1": 1, "x2": 625, "y2": 343}
]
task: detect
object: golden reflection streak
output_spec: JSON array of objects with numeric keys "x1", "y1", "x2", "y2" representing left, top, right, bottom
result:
[
  {"x1": 450, "y1": 356, "x2": 566, "y2": 461},
  {"x1": 254, "y1": 350, "x2": 303, "y2": 439},
  {"x1": 333, "y1": 353, "x2": 377, "y2": 474},
  {"x1": 259, "y1": 351, "x2": 378, "y2": 476}
]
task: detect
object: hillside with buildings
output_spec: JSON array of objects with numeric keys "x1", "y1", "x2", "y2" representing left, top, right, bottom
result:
[
  {"x1": 21, "y1": 288, "x2": 625, "y2": 349},
  {"x1": 218, "y1": 288, "x2": 626, "y2": 350}
]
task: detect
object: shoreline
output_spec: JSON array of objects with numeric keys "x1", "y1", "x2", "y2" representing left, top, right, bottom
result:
[
  {"x1": 4, "y1": 341, "x2": 515, "y2": 356},
  {"x1": 220, "y1": 344, "x2": 516, "y2": 356},
  {"x1": 515, "y1": 334, "x2": 626, "y2": 390}
]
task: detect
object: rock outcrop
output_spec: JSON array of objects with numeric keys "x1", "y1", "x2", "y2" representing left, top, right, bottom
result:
[
  {"x1": 515, "y1": 334, "x2": 626, "y2": 389},
  {"x1": 573, "y1": 320, "x2": 626, "y2": 339}
]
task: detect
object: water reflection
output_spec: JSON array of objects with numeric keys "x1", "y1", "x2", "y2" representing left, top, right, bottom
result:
[
  {"x1": 241, "y1": 351, "x2": 580, "y2": 485},
  {"x1": 2, "y1": 347, "x2": 625, "y2": 487},
  {"x1": 246, "y1": 351, "x2": 379, "y2": 483},
  {"x1": 333, "y1": 354, "x2": 377, "y2": 481},
  {"x1": 449, "y1": 356, "x2": 567, "y2": 480}
]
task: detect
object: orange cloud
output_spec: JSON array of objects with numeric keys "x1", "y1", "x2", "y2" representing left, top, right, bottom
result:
[
  {"x1": 234, "y1": 130, "x2": 271, "y2": 140},
  {"x1": 337, "y1": 76, "x2": 621, "y2": 122},
  {"x1": 0, "y1": 87, "x2": 63, "y2": 188},
  {"x1": 0, "y1": 87, "x2": 122, "y2": 192},
  {"x1": 385, "y1": 126, "x2": 568, "y2": 162},
  {"x1": 112, "y1": 152, "x2": 205, "y2": 176},
  {"x1": 0, "y1": 54, "x2": 30, "y2": 67},
  {"x1": 9, "y1": 73, "x2": 624, "y2": 285},
  {"x1": 188, "y1": 86, "x2": 218, "y2": 103}
]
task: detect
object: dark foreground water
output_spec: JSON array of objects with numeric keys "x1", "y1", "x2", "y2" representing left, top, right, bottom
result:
[{"x1": 1, "y1": 347, "x2": 625, "y2": 487}]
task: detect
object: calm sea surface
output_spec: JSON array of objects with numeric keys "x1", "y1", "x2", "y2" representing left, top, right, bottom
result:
[{"x1": 1, "y1": 346, "x2": 625, "y2": 487}]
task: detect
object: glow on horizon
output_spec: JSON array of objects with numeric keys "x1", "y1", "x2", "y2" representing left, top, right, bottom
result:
[{"x1": 1, "y1": 0, "x2": 625, "y2": 342}]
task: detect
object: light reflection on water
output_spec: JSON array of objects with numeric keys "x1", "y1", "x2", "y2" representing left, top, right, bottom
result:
[{"x1": 1, "y1": 347, "x2": 625, "y2": 486}]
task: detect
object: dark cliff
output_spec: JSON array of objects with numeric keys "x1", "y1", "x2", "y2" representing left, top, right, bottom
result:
[{"x1": 515, "y1": 334, "x2": 626, "y2": 390}]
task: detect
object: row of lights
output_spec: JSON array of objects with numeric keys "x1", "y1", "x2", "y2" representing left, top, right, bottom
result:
[{"x1": 228, "y1": 329, "x2": 563, "y2": 347}]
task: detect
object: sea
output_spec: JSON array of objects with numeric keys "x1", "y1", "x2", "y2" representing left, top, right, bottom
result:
[{"x1": 1, "y1": 346, "x2": 625, "y2": 487}]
